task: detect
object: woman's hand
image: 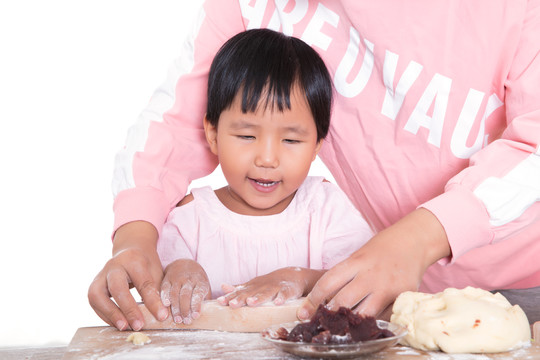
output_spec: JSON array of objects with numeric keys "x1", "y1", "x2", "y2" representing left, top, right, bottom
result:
[
  {"x1": 88, "y1": 221, "x2": 168, "y2": 331},
  {"x1": 298, "y1": 208, "x2": 451, "y2": 320},
  {"x1": 160, "y1": 259, "x2": 211, "y2": 325},
  {"x1": 217, "y1": 267, "x2": 324, "y2": 308}
]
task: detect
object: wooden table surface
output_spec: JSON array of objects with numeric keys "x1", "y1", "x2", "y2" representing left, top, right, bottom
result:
[
  {"x1": 54, "y1": 326, "x2": 539, "y2": 360},
  {"x1": 1, "y1": 322, "x2": 537, "y2": 360},
  {"x1": 0, "y1": 345, "x2": 66, "y2": 360}
]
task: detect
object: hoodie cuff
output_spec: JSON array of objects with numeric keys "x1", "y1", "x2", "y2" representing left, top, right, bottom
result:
[
  {"x1": 112, "y1": 187, "x2": 171, "y2": 240},
  {"x1": 420, "y1": 186, "x2": 493, "y2": 265}
]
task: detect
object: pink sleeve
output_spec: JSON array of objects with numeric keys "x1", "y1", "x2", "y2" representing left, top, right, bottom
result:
[
  {"x1": 422, "y1": 0, "x2": 540, "y2": 263},
  {"x1": 111, "y1": 0, "x2": 247, "y2": 237}
]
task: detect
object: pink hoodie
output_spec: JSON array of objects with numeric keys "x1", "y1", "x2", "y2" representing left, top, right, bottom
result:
[{"x1": 112, "y1": 0, "x2": 540, "y2": 292}]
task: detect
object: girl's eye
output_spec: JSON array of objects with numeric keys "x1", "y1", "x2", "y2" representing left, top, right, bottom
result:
[
  {"x1": 283, "y1": 139, "x2": 301, "y2": 144},
  {"x1": 237, "y1": 135, "x2": 255, "y2": 140}
]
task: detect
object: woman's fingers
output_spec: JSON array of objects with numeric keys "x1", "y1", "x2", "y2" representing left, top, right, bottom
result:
[
  {"x1": 88, "y1": 272, "x2": 129, "y2": 330},
  {"x1": 106, "y1": 268, "x2": 145, "y2": 330},
  {"x1": 129, "y1": 262, "x2": 168, "y2": 322},
  {"x1": 298, "y1": 210, "x2": 443, "y2": 321},
  {"x1": 298, "y1": 260, "x2": 357, "y2": 320},
  {"x1": 88, "y1": 245, "x2": 167, "y2": 331}
]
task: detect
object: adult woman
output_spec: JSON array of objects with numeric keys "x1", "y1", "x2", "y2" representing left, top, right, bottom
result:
[{"x1": 89, "y1": 0, "x2": 540, "y2": 331}]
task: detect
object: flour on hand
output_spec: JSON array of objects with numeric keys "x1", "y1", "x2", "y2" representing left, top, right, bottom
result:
[{"x1": 390, "y1": 287, "x2": 531, "y2": 353}]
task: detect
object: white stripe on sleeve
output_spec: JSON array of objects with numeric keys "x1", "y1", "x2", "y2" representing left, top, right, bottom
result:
[
  {"x1": 112, "y1": 8, "x2": 206, "y2": 196},
  {"x1": 473, "y1": 146, "x2": 540, "y2": 227}
]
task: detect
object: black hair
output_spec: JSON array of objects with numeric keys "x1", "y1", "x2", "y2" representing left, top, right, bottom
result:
[{"x1": 206, "y1": 29, "x2": 333, "y2": 142}]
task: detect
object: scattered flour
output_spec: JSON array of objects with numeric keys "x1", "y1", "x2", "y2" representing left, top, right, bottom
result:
[
  {"x1": 425, "y1": 353, "x2": 491, "y2": 360},
  {"x1": 396, "y1": 347, "x2": 422, "y2": 356}
]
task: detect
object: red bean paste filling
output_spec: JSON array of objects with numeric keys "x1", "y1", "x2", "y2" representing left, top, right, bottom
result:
[{"x1": 276, "y1": 305, "x2": 395, "y2": 344}]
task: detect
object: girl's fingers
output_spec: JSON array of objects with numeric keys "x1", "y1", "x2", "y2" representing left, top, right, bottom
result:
[
  {"x1": 191, "y1": 283, "x2": 209, "y2": 318},
  {"x1": 219, "y1": 278, "x2": 304, "y2": 308},
  {"x1": 169, "y1": 282, "x2": 183, "y2": 323},
  {"x1": 274, "y1": 281, "x2": 303, "y2": 305},
  {"x1": 227, "y1": 293, "x2": 248, "y2": 308},
  {"x1": 245, "y1": 292, "x2": 270, "y2": 306},
  {"x1": 245, "y1": 285, "x2": 285, "y2": 306},
  {"x1": 226, "y1": 286, "x2": 282, "y2": 307},
  {"x1": 217, "y1": 295, "x2": 228, "y2": 305},
  {"x1": 169, "y1": 279, "x2": 208, "y2": 324},
  {"x1": 245, "y1": 295, "x2": 261, "y2": 306},
  {"x1": 221, "y1": 283, "x2": 236, "y2": 294},
  {"x1": 179, "y1": 282, "x2": 195, "y2": 324},
  {"x1": 217, "y1": 284, "x2": 245, "y2": 305},
  {"x1": 222, "y1": 283, "x2": 300, "y2": 307},
  {"x1": 217, "y1": 285, "x2": 234, "y2": 305},
  {"x1": 160, "y1": 280, "x2": 172, "y2": 307},
  {"x1": 221, "y1": 286, "x2": 254, "y2": 308}
]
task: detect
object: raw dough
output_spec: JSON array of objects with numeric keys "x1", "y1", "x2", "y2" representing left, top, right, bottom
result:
[
  {"x1": 126, "y1": 332, "x2": 151, "y2": 345},
  {"x1": 390, "y1": 287, "x2": 531, "y2": 353}
]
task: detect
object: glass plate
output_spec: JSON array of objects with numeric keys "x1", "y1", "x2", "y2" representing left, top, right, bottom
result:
[{"x1": 261, "y1": 320, "x2": 407, "y2": 359}]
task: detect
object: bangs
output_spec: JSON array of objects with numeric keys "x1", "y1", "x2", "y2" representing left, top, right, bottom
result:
[{"x1": 206, "y1": 29, "x2": 332, "y2": 141}]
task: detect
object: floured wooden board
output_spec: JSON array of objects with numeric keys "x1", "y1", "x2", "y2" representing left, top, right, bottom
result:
[
  {"x1": 62, "y1": 326, "x2": 540, "y2": 360},
  {"x1": 139, "y1": 298, "x2": 303, "y2": 332}
]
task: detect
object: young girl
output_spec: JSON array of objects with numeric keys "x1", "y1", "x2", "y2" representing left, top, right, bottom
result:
[{"x1": 156, "y1": 29, "x2": 373, "y2": 325}]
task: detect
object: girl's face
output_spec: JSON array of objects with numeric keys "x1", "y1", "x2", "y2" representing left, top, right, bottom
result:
[{"x1": 204, "y1": 87, "x2": 322, "y2": 216}]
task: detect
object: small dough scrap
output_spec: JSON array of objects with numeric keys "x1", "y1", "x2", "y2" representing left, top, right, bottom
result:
[
  {"x1": 390, "y1": 287, "x2": 530, "y2": 353},
  {"x1": 126, "y1": 331, "x2": 151, "y2": 345}
]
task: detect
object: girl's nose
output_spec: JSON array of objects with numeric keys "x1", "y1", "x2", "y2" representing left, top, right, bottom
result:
[{"x1": 254, "y1": 140, "x2": 279, "y2": 168}]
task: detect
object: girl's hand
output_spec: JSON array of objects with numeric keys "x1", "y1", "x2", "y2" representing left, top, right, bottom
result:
[
  {"x1": 298, "y1": 208, "x2": 451, "y2": 320},
  {"x1": 161, "y1": 259, "x2": 211, "y2": 325},
  {"x1": 88, "y1": 221, "x2": 168, "y2": 331},
  {"x1": 217, "y1": 267, "x2": 324, "y2": 308}
]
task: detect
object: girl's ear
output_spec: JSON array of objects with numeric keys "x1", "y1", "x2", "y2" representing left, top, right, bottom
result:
[
  {"x1": 203, "y1": 115, "x2": 218, "y2": 155},
  {"x1": 312, "y1": 139, "x2": 323, "y2": 161}
]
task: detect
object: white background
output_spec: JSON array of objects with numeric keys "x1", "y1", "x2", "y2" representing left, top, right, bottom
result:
[{"x1": 0, "y1": 0, "x2": 333, "y2": 347}]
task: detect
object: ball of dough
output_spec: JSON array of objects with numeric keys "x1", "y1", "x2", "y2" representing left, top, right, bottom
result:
[
  {"x1": 126, "y1": 331, "x2": 151, "y2": 345},
  {"x1": 390, "y1": 287, "x2": 530, "y2": 353}
]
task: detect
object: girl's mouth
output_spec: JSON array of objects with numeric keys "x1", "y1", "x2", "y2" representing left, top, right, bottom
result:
[
  {"x1": 249, "y1": 178, "x2": 281, "y2": 192},
  {"x1": 254, "y1": 179, "x2": 279, "y2": 187}
]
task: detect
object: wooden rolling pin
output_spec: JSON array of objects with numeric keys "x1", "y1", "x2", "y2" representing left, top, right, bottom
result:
[
  {"x1": 139, "y1": 298, "x2": 304, "y2": 332},
  {"x1": 139, "y1": 299, "x2": 540, "y2": 341}
]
